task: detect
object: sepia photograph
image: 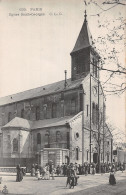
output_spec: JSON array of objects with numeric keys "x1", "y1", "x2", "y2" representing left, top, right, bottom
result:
[{"x1": 0, "y1": 0, "x2": 126, "y2": 194}]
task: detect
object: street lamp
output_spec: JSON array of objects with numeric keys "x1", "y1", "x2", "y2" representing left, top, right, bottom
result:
[
  {"x1": 19, "y1": 132, "x2": 22, "y2": 164},
  {"x1": 45, "y1": 131, "x2": 50, "y2": 148}
]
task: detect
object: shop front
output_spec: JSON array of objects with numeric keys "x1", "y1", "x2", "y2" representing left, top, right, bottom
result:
[{"x1": 40, "y1": 148, "x2": 69, "y2": 167}]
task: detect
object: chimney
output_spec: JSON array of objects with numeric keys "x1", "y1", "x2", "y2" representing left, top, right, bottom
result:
[{"x1": 64, "y1": 70, "x2": 67, "y2": 88}]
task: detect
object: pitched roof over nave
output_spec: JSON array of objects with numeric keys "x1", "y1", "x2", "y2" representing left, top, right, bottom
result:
[{"x1": 0, "y1": 75, "x2": 89, "y2": 107}]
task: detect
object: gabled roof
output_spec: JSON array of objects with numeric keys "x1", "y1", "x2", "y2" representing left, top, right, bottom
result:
[
  {"x1": 0, "y1": 77, "x2": 84, "y2": 106},
  {"x1": 2, "y1": 117, "x2": 32, "y2": 130},
  {"x1": 71, "y1": 19, "x2": 93, "y2": 54}
]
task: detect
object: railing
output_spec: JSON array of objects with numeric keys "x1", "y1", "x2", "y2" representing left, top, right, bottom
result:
[{"x1": 0, "y1": 167, "x2": 17, "y2": 172}]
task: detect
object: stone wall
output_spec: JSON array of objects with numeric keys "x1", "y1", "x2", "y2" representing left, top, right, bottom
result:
[
  {"x1": 69, "y1": 112, "x2": 83, "y2": 164},
  {"x1": 2, "y1": 129, "x2": 30, "y2": 158},
  {"x1": 31, "y1": 125, "x2": 70, "y2": 155},
  {"x1": 0, "y1": 89, "x2": 80, "y2": 127}
]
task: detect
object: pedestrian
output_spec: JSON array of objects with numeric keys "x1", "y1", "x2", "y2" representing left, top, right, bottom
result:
[
  {"x1": 36, "y1": 169, "x2": 41, "y2": 180},
  {"x1": 64, "y1": 163, "x2": 67, "y2": 176},
  {"x1": 78, "y1": 164, "x2": 81, "y2": 175},
  {"x1": 56, "y1": 165, "x2": 60, "y2": 176},
  {"x1": 39, "y1": 165, "x2": 43, "y2": 176},
  {"x1": 16, "y1": 164, "x2": 22, "y2": 182},
  {"x1": 90, "y1": 164, "x2": 93, "y2": 174},
  {"x1": 43, "y1": 166, "x2": 47, "y2": 180},
  {"x1": 92, "y1": 163, "x2": 95, "y2": 175},
  {"x1": 62, "y1": 164, "x2": 66, "y2": 176},
  {"x1": 61, "y1": 163, "x2": 64, "y2": 175},
  {"x1": 51, "y1": 168, "x2": 55, "y2": 180},
  {"x1": 31, "y1": 164, "x2": 35, "y2": 176},
  {"x1": 45, "y1": 165, "x2": 50, "y2": 180},
  {"x1": 109, "y1": 170, "x2": 116, "y2": 185},
  {"x1": 22, "y1": 167, "x2": 26, "y2": 176},
  {"x1": 120, "y1": 164, "x2": 123, "y2": 173},
  {"x1": 35, "y1": 164, "x2": 39, "y2": 176}
]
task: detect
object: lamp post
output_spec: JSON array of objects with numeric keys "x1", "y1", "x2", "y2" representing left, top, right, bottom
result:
[
  {"x1": 98, "y1": 137, "x2": 101, "y2": 173},
  {"x1": 19, "y1": 132, "x2": 22, "y2": 164},
  {"x1": 80, "y1": 87, "x2": 85, "y2": 165},
  {"x1": 45, "y1": 131, "x2": 50, "y2": 148},
  {"x1": 89, "y1": 143, "x2": 93, "y2": 163}
]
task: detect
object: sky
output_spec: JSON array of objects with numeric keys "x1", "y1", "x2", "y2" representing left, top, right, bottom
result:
[{"x1": 0, "y1": 0, "x2": 125, "y2": 142}]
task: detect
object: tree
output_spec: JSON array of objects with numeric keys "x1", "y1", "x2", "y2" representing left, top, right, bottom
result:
[{"x1": 84, "y1": 0, "x2": 126, "y2": 95}]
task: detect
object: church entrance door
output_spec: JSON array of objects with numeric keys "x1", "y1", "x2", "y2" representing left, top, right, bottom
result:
[{"x1": 93, "y1": 153, "x2": 98, "y2": 163}]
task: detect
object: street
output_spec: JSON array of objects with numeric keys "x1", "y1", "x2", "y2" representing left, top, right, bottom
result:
[{"x1": 0, "y1": 171, "x2": 126, "y2": 195}]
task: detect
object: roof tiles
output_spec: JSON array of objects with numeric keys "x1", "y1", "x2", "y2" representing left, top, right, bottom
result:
[{"x1": 0, "y1": 78, "x2": 84, "y2": 106}]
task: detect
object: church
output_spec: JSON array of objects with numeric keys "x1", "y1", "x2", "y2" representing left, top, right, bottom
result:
[{"x1": 0, "y1": 11, "x2": 113, "y2": 168}]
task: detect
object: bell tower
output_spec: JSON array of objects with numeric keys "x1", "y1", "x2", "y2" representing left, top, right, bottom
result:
[{"x1": 70, "y1": 11, "x2": 100, "y2": 81}]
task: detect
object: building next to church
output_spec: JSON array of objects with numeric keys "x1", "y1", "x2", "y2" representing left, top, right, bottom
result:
[{"x1": 0, "y1": 11, "x2": 113, "y2": 168}]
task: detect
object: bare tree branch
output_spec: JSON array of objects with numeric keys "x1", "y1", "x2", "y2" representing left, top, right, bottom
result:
[
  {"x1": 103, "y1": 0, "x2": 126, "y2": 6},
  {"x1": 103, "y1": 86, "x2": 126, "y2": 92},
  {"x1": 90, "y1": 4, "x2": 118, "y2": 16},
  {"x1": 102, "y1": 72, "x2": 115, "y2": 85},
  {"x1": 92, "y1": 63, "x2": 126, "y2": 74}
]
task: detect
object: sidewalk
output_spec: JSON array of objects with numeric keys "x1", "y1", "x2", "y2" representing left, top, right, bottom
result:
[{"x1": 0, "y1": 171, "x2": 126, "y2": 195}]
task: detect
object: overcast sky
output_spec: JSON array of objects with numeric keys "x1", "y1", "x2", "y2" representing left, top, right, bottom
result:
[{"x1": 0, "y1": 0, "x2": 125, "y2": 142}]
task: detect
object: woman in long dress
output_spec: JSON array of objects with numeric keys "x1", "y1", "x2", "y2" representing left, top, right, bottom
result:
[
  {"x1": 31, "y1": 164, "x2": 35, "y2": 176},
  {"x1": 16, "y1": 164, "x2": 22, "y2": 182},
  {"x1": 46, "y1": 165, "x2": 50, "y2": 180},
  {"x1": 109, "y1": 170, "x2": 116, "y2": 185}
]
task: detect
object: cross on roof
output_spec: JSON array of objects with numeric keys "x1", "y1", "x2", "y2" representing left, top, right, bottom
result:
[{"x1": 84, "y1": 10, "x2": 87, "y2": 22}]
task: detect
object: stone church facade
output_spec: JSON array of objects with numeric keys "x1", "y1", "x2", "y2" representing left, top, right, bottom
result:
[{"x1": 0, "y1": 12, "x2": 113, "y2": 168}]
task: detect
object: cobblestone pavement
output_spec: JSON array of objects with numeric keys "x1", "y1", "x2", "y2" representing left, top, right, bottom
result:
[{"x1": 0, "y1": 171, "x2": 126, "y2": 195}]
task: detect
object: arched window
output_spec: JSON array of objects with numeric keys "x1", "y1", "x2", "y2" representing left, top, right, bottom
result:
[
  {"x1": 92, "y1": 102, "x2": 95, "y2": 124},
  {"x1": 37, "y1": 133, "x2": 41, "y2": 144},
  {"x1": 92, "y1": 102, "x2": 99, "y2": 125},
  {"x1": 13, "y1": 138, "x2": 18, "y2": 152},
  {"x1": 80, "y1": 92, "x2": 83, "y2": 111},
  {"x1": 52, "y1": 103, "x2": 57, "y2": 118},
  {"x1": 67, "y1": 132, "x2": 70, "y2": 149},
  {"x1": 56, "y1": 131, "x2": 61, "y2": 142},
  {"x1": 96, "y1": 104, "x2": 98, "y2": 125},
  {"x1": 36, "y1": 106, "x2": 40, "y2": 120},
  {"x1": 43, "y1": 104, "x2": 47, "y2": 119},
  {"x1": 87, "y1": 150, "x2": 89, "y2": 161},
  {"x1": 76, "y1": 147, "x2": 79, "y2": 160},
  {"x1": 71, "y1": 99, "x2": 76, "y2": 114},
  {"x1": 8, "y1": 112, "x2": 12, "y2": 122},
  {"x1": 21, "y1": 109, "x2": 25, "y2": 118}
]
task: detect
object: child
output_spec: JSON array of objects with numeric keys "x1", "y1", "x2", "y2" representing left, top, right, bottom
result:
[
  {"x1": 51, "y1": 168, "x2": 55, "y2": 180},
  {"x1": 36, "y1": 169, "x2": 41, "y2": 180}
]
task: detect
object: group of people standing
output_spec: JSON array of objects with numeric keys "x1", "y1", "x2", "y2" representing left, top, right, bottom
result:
[
  {"x1": 16, "y1": 161, "x2": 125, "y2": 185},
  {"x1": 55, "y1": 162, "x2": 125, "y2": 176},
  {"x1": 31, "y1": 163, "x2": 55, "y2": 180}
]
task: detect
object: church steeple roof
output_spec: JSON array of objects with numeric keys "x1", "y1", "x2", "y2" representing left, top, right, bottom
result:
[{"x1": 71, "y1": 10, "x2": 93, "y2": 54}]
